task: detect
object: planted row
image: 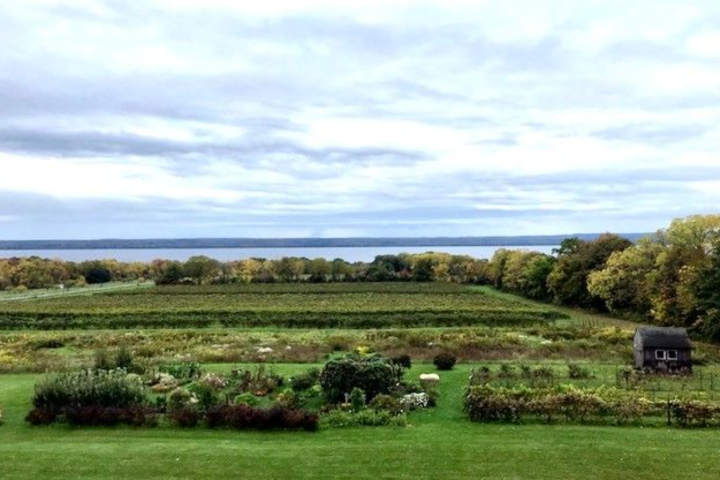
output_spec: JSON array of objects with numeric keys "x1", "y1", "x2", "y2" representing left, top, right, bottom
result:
[
  {"x1": 0, "y1": 309, "x2": 564, "y2": 330},
  {"x1": 464, "y1": 384, "x2": 720, "y2": 427}
]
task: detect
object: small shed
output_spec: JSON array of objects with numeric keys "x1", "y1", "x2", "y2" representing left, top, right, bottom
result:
[{"x1": 633, "y1": 327, "x2": 692, "y2": 373}]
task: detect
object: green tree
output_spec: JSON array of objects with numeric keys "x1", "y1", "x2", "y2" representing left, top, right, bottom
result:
[
  {"x1": 587, "y1": 239, "x2": 663, "y2": 314},
  {"x1": 308, "y1": 258, "x2": 331, "y2": 283},
  {"x1": 547, "y1": 234, "x2": 633, "y2": 308},
  {"x1": 692, "y1": 236, "x2": 720, "y2": 339},
  {"x1": 157, "y1": 261, "x2": 184, "y2": 285},
  {"x1": 183, "y1": 256, "x2": 221, "y2": 285}
]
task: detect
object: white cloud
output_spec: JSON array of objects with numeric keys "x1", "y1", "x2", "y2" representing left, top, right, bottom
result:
[{"x1": 0, "y1": 0, "x2": 719, "y2": 238}]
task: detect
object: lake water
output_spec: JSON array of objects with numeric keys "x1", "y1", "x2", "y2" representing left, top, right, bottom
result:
[{"x1": 0, "y1": 246, "x2": 557, "y2": 263}]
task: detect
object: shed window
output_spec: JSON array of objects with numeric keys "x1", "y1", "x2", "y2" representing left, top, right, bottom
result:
[
  {"x1": 667, "y1": 350, "x2": 678, "y2": 360},
  {"x1": 655, "y1": 350, "x2": 666, "y2": 360}
]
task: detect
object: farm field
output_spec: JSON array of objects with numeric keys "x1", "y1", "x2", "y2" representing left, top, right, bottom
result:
[
  {"x1": 0, "y1": 283, "x2": 566, "y2": 329},
  {"x1": 3, "y1": 364, "x2": 720, "y2": 480},
  {"x1": 1, "y1": 283, "x2": 719, "y2": 372},
  {"x1": 2, "y1": 282, "x2": 720, "y2": 479}
]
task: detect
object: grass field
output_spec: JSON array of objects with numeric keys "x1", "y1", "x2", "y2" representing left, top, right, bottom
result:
[
  {"x1": 3, "y1": 363, "x2": 720, "y2": 480},
  {"x1": 0, "y1": 281, "x2": 154, "y2": 302}
]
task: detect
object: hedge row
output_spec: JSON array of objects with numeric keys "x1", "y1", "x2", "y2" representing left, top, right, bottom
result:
[
  {"x1": 131, "y1": 283, "x2": 472, "y2": 295},
  {"x1": 27, "y1": 405, "x2": 318, "y2": 431},
  {"x1": 464, "y1": 385, "x2": 720, "y2": 427},
  {"x1": 205, "y1": 404, "x2": 318, "y2": 431},
  {"x1": 0, "y1": 309, "x2": 566, "y2": 330}
]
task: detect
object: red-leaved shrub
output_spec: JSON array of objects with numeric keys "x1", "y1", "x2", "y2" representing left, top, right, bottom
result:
[
  {"x1": 205, "y1": 405, "x2": 318, "y2": 431},
  {"x1": 26, "y1": 408, "x2": 57, "y2": 426}
]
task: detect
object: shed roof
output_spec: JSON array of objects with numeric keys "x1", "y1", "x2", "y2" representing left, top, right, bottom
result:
[{"x1": 636, "y1": 327, "x2": 692, "y2": 349}]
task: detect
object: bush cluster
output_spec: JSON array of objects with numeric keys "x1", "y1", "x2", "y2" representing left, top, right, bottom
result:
[
  {"x1": 464, "y1": 385, "x2": 720, "y2": 427},
  {"x1": 464, "y1": 385, "x2": 654, "y2": 424},
  {"x1": 32, "y1": 369, "x2": 147, "y2": 413},
  {"x1": 204, "y1": 405, "x2": 318, "y2": 431},
  {"x1": 319, "y1": 354, "x2": 400, "y2": 403},
  {"x1": 64, "y1": 406, "x2": 159, "y2": 427},
  {"x1": 320, "y1": 409, "x2": 407, "y2": 428},
  {"x1": 290, "y1": 368, "x2": 320, "y2": 392},
  {"x1": 27, "y1": 369, "x2": 150, "y2": 426}
]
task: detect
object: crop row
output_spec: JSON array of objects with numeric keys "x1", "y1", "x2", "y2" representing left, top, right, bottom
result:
[
  {"x1": 0, "y1": 292, "x2": 534, "y2": 314},
  {"x1": 117, "y1": 283, "x2": 473, "y2": 295},
  {"x1": 0, "y1": 308, "x2": 565, "y2": 330}
]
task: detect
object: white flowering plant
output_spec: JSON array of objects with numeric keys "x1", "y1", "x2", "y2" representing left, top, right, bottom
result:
[{"x1": 400, "y1": 392, "x2": 429, "y2": 411}]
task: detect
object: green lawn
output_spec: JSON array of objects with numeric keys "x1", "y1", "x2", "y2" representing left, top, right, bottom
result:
[
  {"x1": 472, "y1": 285, "x2": 642, "y2": 329},
  {"x1": 2, "y1": 364, "x2": 720, "y2": 480}
]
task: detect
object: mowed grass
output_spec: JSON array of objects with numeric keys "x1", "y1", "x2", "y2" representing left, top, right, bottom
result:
[
  {"x1": 2, "y1": 364, "x2": 720, "y2": 480},
  {"x1": 0, "y1": 281, "x2": 154, "y2": 302}
]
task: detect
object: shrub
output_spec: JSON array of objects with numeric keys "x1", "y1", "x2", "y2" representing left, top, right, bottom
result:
[
  {"x1": 320, "y1": 409, "x2": 407, "y2": 428},
  {"x1": 349, "y1": 388, "x2": 366, "y2": 412},
  {"x1": 205, "y1": 405, "x2": 318, "y2": 431},
  {"x1": 149, "y1": 373, "x2": 178, "y2": 393},
  {"x1": 160, "y1": 363, "x2": 203, "y2": 382},
  {"x1": 568, "y1": 363, "x2": 592, "y2": 380},
  {"x1": 291, "y1": 368, "x2": 320, "y2": 392},
  {"x1": 26, "y1": 408, "x2": 57, "y2": 425},
  {"x1": 32, "y1": 369, "x2": 147, "y2": 414},
  {"x1": 433, "y1": 352, "x2": 457, "y2": 371},
  {"x1": 94, "y1": 349, "x2": 114, "y2": 371},
  {"x1": 368, "y1": 394, "x2": 403, "y2": 415},
  {"x1": 30, "y1": 338, "x2": 65, "y2": 350},
  {"x1": 464, "y1": 385, "x2": 667, "y2": 425},
  {"x1": 611, "y1": 397, "x2": 655, "y2": 425},
  {"x1": 275, "y1": 388, "x2": 304, "y2": 409},
  {"x1": 187, "y1": 382, "x2": 218, "y2": 411},
  {"x1": 400, "y1": 392, "x2": 429, "y2": 411},
  {"x1": 115, "y1": 347, "x2": 134, "y2": 371},
  {"x1": 320, "y1": 354, "x2": 398, "y2": 403},
  {"x1": 64, "y1": 406, "x2": 158, "y2": 427},
  {"x1": 232, "y1": 365, "x2": 283, "y2": 396},
  {"x1": 169, "y1": 407, "x2": 202, "y2": 428},
  {"x1": 167, "y1": 388, "x2": 198, "y2": 412},
  {"x1": 498, "y1": 364, "x2": 516, "y2": 379},
  {"x1": 670, "y1": 399, "x2": 720, "y2": 427},
  {"x1": 200, "y1": 373, "x2": 227, "y2": 391},
  {"x1": 234, "y1": 393, "x2": 261, "y2": 406},
  {"x1": 391, "y1": 354, "x2": 412, "y2": 369}
]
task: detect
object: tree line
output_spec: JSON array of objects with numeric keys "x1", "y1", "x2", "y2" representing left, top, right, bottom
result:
[
  {"x1": 0, "y1": 252, "x2": 489, "y2": 291},
  {"x1": 488, "y1": 215, "x2": 720, "y2": 339},
  {"x1": 2, "y1": 214, "x2": 719, "y2": 337}
]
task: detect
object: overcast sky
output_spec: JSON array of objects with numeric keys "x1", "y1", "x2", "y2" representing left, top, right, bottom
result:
[{"x1": 1, "y1": 0, "x2": 719, "y2": 239}]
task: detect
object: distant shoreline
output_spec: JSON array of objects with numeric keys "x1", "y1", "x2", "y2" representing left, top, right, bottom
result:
[{"x1": 0, "y1": 234, "x2": 647, "y2": 250}]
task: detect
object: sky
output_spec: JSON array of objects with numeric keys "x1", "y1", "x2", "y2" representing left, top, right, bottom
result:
[{"x1": 1, "y1": 0, "x2": 719, "y2": 239}]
